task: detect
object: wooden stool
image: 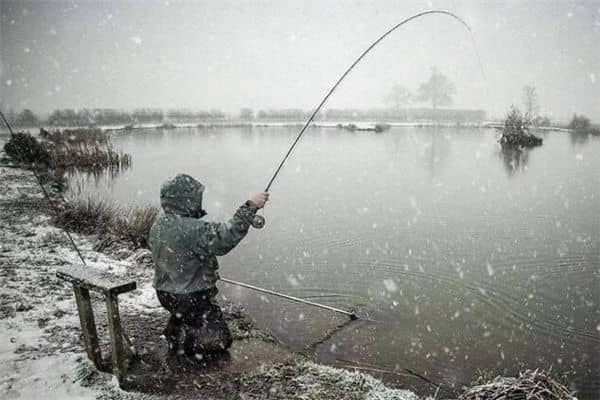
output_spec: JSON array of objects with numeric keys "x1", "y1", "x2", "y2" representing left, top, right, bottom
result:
[{"x1": 56, "y1": 265, "x2": 136, "y2": 386}]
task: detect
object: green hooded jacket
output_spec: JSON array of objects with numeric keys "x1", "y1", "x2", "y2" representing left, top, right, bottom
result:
[{"x1": 148, "y1": 174, "x2": 258, "y2": 294}]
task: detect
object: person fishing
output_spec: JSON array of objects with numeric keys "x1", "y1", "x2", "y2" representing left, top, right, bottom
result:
[{"x1": 148, "y1": 173, "x2": 268, "y2": 357}]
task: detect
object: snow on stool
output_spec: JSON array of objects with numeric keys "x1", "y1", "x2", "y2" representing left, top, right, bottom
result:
[{"x1": 56, "y1": 265, "x2": 136, "y2": 387}]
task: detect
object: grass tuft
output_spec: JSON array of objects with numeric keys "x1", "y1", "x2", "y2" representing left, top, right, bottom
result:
[
  {"x1": 117, "y1": 205, "x2": 159, "y2": 248},
  {"x1": 56, "y1": 197, "x2": 120, "y2": 235},
  {"x1": 56, "y1": 197, "x2": 158, "y2": 248}
]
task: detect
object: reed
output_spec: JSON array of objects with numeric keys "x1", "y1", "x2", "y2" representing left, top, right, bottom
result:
[
  {"x1": 44, "y1": 128, "x2": 131, "y2": 171},
  {"x1": 116, "y1": 205, "x2": 159, "y2": 248},
  {"x1": 56, "y1": 196, "x2": 158, "y2": 248}
]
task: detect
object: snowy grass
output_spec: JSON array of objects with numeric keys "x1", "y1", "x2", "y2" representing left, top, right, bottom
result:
[
  {"x1": 56, "y1": 197, "x2": 158, "y2": 248},
  {"x1": 56, "y1": 197, "x2": 120, "y2": 235},
  {"x1": 115, "y1": 205, "x2": 159, "y2": 248},
  {"x1": 243, "y1": 361, "x2": 419, "y2": 400}
]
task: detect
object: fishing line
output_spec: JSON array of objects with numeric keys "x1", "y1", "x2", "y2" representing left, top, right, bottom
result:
[
  {"x1": 0, "y1": 111, "x2": 88, "y2": 265},
  {"x1": 336, "y1": 358, "x2": 459, "y2": 396},
  {"x1": 1, "y1": 111, "x2": 362, "y2": 323},
  {"x1": 252, "y1": 9, "x2": 485, "y2": 229},
  {"x1": 1, "y1": 9, "x2": 485, "y2": 336}
]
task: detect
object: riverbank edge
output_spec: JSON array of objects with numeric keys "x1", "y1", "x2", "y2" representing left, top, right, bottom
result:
[
  {"x1": 2, "y1": 120, "x2": 573, "y2": 135},
  {"x1": 0, "y1": 160, "x2": 423, "y2": 400}
]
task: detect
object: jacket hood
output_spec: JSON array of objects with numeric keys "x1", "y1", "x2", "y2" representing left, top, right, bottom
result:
[{"x1": 160, "y1": 174, "x2": 207, "y2": 218}]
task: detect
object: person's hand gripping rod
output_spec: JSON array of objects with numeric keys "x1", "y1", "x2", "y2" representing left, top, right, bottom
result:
[{"x1": 249, "y1": 191, "x2": 269, "y2": 228}]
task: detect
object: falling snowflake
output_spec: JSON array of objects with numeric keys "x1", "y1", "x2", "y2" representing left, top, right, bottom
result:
[
  {"x1": 286, "y1": 275, "x2": 299, "y2": 286},
  {"x1": 486, "y1": 261, "x2": 494, "y2": 276},
  {"x1": 383, "y1": 279, "x2": 397, "y2": 292},
  {"x1": 130, "y1": 36, "x2": 143, "y2": 44}
]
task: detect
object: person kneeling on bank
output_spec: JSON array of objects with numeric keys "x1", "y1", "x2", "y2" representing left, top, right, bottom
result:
[{"x1": 149, "y1": 174, "x2": 268, "y2": 356}]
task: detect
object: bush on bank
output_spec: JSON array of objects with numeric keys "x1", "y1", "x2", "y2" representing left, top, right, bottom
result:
[
  {"x1": 3, "y1": 132, "x2": 51, "y2": 166},
  {"x1": 4, "y1": 129, "x2": 131, "y2": 171}
]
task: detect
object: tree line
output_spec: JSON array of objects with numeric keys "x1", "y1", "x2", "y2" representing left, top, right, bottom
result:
[
  {"x1": 5, "y1": 106, "x2": 487, "y2": 127},
  {"x1": 2, "y1": 68, "x2": 476, "y2": 127},
  {"x1": 3, "y1": 67, "x2": 483, "y2": 127},
  {"x1": 3, "y1": 108, "x2": 230, "y2": 127}
]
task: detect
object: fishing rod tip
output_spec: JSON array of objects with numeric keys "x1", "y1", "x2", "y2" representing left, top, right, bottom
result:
[{"x1": 349, "y1": 310, "x2": 358, "y2": 320}]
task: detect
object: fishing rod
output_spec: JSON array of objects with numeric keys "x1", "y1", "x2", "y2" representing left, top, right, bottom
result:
[
  {"x1": 1, "y1": 10, "x2": 484, "y2": 325},
  {"x1": 220, "y1": 277, "x2": 358, "y2": 320},
  {"x1": 250, "y1": 9, "x2": 485, "y2": 229}
]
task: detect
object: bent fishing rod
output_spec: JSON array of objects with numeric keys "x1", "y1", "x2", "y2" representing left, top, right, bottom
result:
[
  {"x1": 229, "y1": 10, "x2": 484, "y2": 321},
  {"x1": 249, "y1": 9, "x2": 484, "y2": 230},
  {"x1": 1, "y1": 10, "x2": 483, "y2": 324}
]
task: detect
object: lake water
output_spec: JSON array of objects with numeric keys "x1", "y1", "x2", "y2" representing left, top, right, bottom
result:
[{"x1": 67, "y1": 126, "x2": 599, "y2": 397}]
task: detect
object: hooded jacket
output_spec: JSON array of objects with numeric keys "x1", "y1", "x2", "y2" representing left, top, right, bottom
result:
[{"x1": 149, "y1": 174, "x2": 258, "y2": 294}]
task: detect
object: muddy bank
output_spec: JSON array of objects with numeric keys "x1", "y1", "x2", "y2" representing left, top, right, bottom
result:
[{"x1": 0, "y1": 163, "x2": 419, "y2": 400}]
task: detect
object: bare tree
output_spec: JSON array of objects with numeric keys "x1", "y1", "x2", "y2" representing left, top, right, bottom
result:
[
  {"x1": 15, "y1": 109, "x2": 39, "y2": 127},
  {"x1": 522, "y1": 85, "x2": 539, "y2": 122},
  {"x1": 384, "y1": 84, "x2": 411, "y2": 117},
  {"x1": 416, "y1": 67, "x2": 456, "y2": 117},
  {"x1": 239, "y1": 108, "x2": 254, "y2": 120}
]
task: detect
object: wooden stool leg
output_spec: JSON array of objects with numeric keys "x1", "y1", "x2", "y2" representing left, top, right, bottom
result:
[
  {"x1": 73, "y1": 286, "x2": 104, "y2": 370},
  {"x1": 105, "y1": 292, "x2": 129, "y2": 385}
]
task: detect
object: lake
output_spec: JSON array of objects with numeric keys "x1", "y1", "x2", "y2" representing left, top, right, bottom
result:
[{"x1": 67, "y1": 126, "x2": 599, "y2": 397}]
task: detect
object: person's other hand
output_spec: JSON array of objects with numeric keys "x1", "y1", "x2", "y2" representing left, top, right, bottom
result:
[{"x1": 249, "y1": 192, "x2": 269, "y2": 209}]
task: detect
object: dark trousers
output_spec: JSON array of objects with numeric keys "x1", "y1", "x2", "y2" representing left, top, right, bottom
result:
[{"x1": 156, "y1": 288, "x2": 232, "y2": 354}]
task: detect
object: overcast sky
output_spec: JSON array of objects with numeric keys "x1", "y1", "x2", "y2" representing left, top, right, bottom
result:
[{"x1": 1, "y1": 0, "x2": 598, "y2": 121}]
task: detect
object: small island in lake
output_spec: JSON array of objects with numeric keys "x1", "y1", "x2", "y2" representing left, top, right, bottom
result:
[{"x1": 498, "y1": 106, "x2": 543, "y2": 148}]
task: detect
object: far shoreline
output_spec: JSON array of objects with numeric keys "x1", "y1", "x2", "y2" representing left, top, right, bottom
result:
[{"x1": 0, "y1": 120, "x2": 573, "y2": 136}]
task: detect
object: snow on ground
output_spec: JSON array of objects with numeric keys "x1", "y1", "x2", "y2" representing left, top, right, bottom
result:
[
  {"x1": 0, "y1": 165, "x2": 420, "y2": 400},
  {"x1": 0, "y1": 166, "x2": 130, "y2": 399}
]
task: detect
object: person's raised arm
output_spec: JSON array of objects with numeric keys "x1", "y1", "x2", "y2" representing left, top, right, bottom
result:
[{"x1": 205, "y1": 192, "x2": 269, "y2": 256}]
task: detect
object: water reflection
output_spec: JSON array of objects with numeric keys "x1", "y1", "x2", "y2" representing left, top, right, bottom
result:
[
  {"x1": 424, "y1": 129, "x2": 452, "y2": 178},
  {"x1": 65, "y1": 126, "x2": 600, "y2": 399},
  {"x1": 499, "y1": 145, "x2": 530, "y2": 177},
  {"x1": 62, "y1": 162, "x2": 131, "y2": 199},
  {"x1": 569, "y1": 130, "x2": 591, "y2": 145}
]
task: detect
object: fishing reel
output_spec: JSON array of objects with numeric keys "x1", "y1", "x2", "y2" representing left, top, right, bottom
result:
[{"x1": 251, "y1": 214, "x2": 265, "y2": 229}]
